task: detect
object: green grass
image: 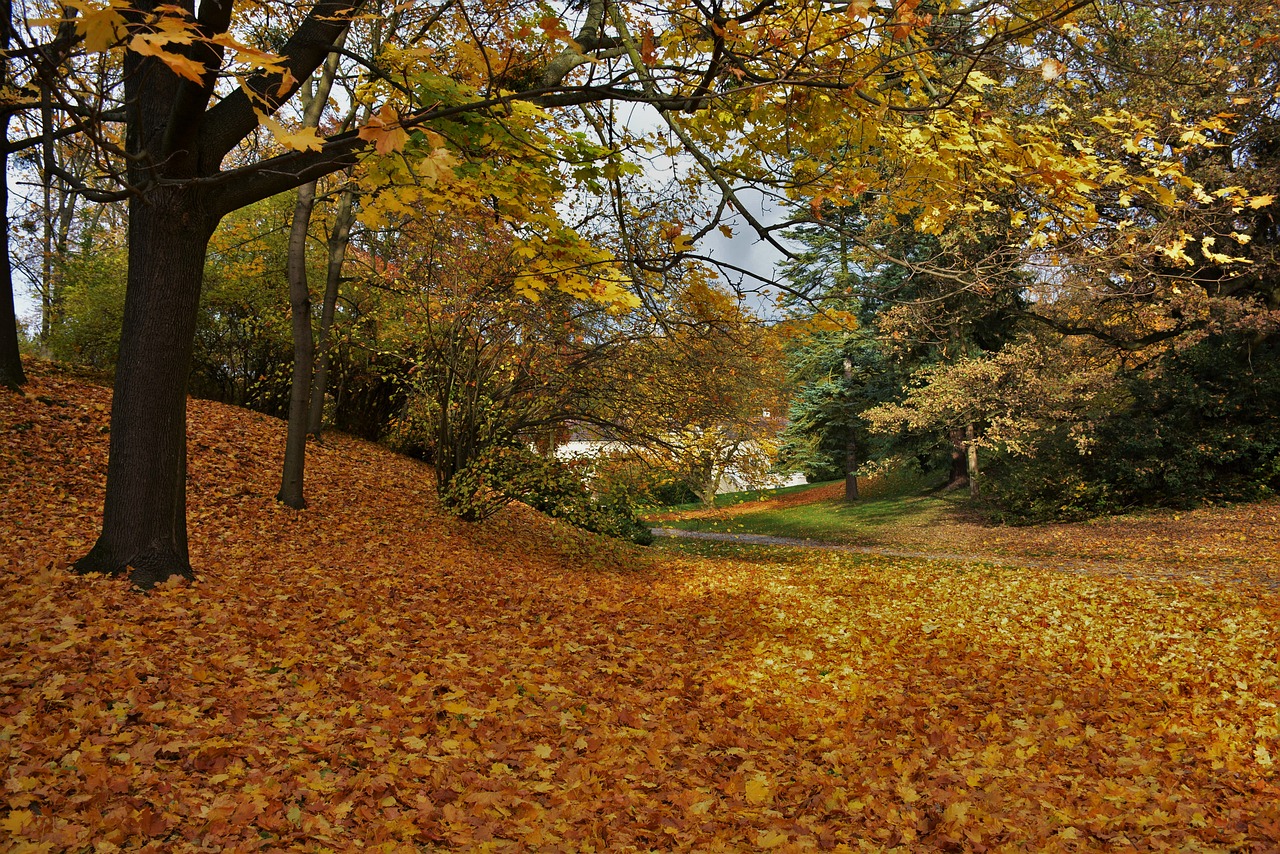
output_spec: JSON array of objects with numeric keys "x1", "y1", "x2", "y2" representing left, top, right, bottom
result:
[
  {"x1": 648, "y1": 479, "x2": 838, "y2": 513},
  {"x1": 655, "y1": 469, "x2": 965, "y2": 544}
]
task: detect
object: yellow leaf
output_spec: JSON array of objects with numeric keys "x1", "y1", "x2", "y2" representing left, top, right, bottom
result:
[
  {"x1": 1040, "y1": 58, "x2": 1066, "y2": 81},
  {"x1": 76, "y1": 5, "x2": 127, "y2": 52},
  {"x1": 277, "y1": 126, "x2": 325, "y2": 152},
  {"x1": 359, "y1": 105, "x2": 411, "y2": 155},
  {"x1": 254, "y1": 112, "x2": 324, "y2": 152},
  {"x1": 745, "y1": 775, "x2": 770, "y2": 805},
  {"x1": 756, "y1": 830, "x2": 788, "y2": 848},
  {"x1": 1, "y1": 809, "x2": 33, "y2": 833},
  {"x1": 533, "y1": 744, "x2": 552, "y2": 759},
  {"x1": 673, "y1": 234, "x2": 695, "y2": 253},
  {"x1": 1248, "y1": 194, "x2": 1275, "y2": 210},
  {"x1": 942, "y1": 800, "x2": 972, "y2": 825},
  {"x1": 128, "y1": 36, "x2": 207, "y2": 83}
]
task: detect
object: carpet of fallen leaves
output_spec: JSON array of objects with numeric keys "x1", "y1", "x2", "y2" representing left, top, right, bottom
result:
[{"x1": 3, "y1": 360, "x2": 1280, "y2": 852}]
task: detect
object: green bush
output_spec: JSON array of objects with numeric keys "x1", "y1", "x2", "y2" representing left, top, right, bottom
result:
[
  {"x1": 441, "y1": 446, "x2": 654, "y2": 544},
  {"x1": 985, "y1": 334, "x2": 1280, "y2": 522},
  {"x1": 45, "y1": 248, "x2": 129, "y2": 370}
]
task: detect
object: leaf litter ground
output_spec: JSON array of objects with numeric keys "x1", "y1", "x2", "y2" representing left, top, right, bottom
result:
[{"x1": 2, "y1": 362, "x2": 1279, "y2": 851}]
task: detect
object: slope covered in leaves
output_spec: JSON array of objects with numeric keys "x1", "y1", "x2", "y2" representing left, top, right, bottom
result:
[{"x1": 3, "y1": 362, "x2": 1280, "y2": 851}]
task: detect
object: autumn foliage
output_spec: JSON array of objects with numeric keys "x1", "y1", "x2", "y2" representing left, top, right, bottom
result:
[{"x1": 3, "y1": 362, "x2": 1280, "y2": 850}]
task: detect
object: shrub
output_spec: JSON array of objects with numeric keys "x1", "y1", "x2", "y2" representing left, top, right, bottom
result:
[{"x1": 440, "y1": 446, "x2": 654, "y2": 544}]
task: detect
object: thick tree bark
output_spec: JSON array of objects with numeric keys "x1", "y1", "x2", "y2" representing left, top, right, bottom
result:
[
  {"x1": 278, "y1": 181, "x2": 318, "y2": 509},
  {"x1": 307, "y1": 184, "x2": 355, "y2": 436},
  {"x1": 63, "y1": 0, "x2": 362, "y2": 587},
  {"x1": 0, "y1": 119, "x2": 24, "y2": 391},
  {"x1": 0, "y1": 0, "x2": 24, "y2": 390},
  {"x1": 73, "y1": 190, "x2": 216, "y2": 587}
]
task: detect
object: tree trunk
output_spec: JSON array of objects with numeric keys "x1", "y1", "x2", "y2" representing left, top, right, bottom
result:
[
  {"x1": 278, "y1": 180, "x2": 318, "y2": 509},
  {"x1": 73, "y1": 190, "x2": 215, "y2": 587},
  {"x1": 0, "y1": 0, "x2": 24, "y2": 390},
  {"x1": 307, "y1": 183, "x2": 355, "y2": 436},
  {"x1": 965, "y1": 422, "x2": 980, "y2": 499},
  {"x1": 843, "y1": 355, "x2": 857, "y2": 502},
  {"x1": 844, "y1": 437, "x2": 859, "y2": 502},
  {"x1": 0, "y1": 140, "x2": 23, "y2": 390},
  {"x1": 947, "y1": 426, "x2": 968, "y2": 490}
]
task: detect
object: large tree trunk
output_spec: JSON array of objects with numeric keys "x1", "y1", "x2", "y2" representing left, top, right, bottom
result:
[
  {"x1": 0, "y1": 125, "x2": 24, "y2": 390},
  {"x1": 74, "y1": 190, "x2": 215, "y2": 587},
  {"x1": 308, "y1": 184, "x2": 355, "y2": 436},
  {"x1": 277, "y1": 180, "x2": 318, "y2": 509},
  {"x1": 0, "y1": 0, "x2": 24, "y2": 390}
]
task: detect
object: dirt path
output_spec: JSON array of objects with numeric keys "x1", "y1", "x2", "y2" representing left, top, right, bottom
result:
[{"x1": 650, "y1": 525, "x2": 1280, "y2": 590}]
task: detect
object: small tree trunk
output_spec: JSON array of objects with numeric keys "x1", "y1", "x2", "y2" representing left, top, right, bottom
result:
[
  {"x1": 277, "y1": 180, "x2": 318, "y2": 509},
  {"x1": 944, "y1": 426, "x2": 968, "y2": 490},
  {"x1": 844, "y1": 437, "x2": 859, "y2": 502},
  {"x1": 965, "y1": 422, "x2": 980, "y2": 499},
  {"x1": 307, "y1": 183, "x2": 355, "y2": 436},
  {"x1": 73, "y1": 190, "x2": 215, "y2": 587},
  {"x1": 278, "y1": 47, "x2": 343, "y2": 499},
  {"x1": 843, "y1": 355, "x2": 858, "y2": 502},
  {"x1": 696, "y1": 456, "x2": 719, "y2": 507}
]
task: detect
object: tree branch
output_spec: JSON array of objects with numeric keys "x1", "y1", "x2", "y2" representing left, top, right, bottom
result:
[{"x1": 199, "y1": 0, "x2": 364, "y2": 171}]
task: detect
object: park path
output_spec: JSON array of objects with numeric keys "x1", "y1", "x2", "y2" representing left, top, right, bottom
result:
[
  {"x1": 651, "y1": 527, "x2": 1011, "y2": 565},
  {"x1": 650, "y1": 526, "x2": 1279, "y2": 589}
]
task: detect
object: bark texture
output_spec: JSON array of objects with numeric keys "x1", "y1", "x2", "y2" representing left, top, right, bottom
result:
[
  {"x1": 73, "y1": 190, "x2": 215, "y2": 586},
  {"x1": 0, "y1": 119, "x2": 24, "y2": 391},
  {"x1": 277, "y1": 180, "x2": 318, "y2": 509},
  {"x1": 965, "y1": 422, "x2": 980, "y2": 499},
  {"x1": 308, "y1": 185, "x2": 355, "y2": 435},
  {"x1": 0, "y1": 0, "x2": 25, "y2": 391},
  {"x1": 70, "y1": 0, "x2": 362, "y2": 586},
  {"x1": 843, "y1": 356, "x2": 858, "y2": 502}
]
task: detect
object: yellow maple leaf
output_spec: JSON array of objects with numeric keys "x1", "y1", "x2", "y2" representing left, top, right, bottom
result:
[
  {"x1": 254, "y1": 113, "x2": 324, "y2": 152},
  {"x1": 942, "y1": 800, "x2": 972, "y2": 825},
  {"x1": 1248, "y1": 194, "x2": 1275, "y2": 210},
  {"x1": 128, "y1": 36, "x2": 206, "y2": 83},
  {"x1": 0, "y1": 808, "x2": 33, "y2": 834},
  {"x1": 744, "y1": 775, "x2": 770, "y2": 805},
  {"x1": 756, "y1": 829, "x2": 788, "y2": 848},
  {"x1": 276, "y1": 126, "x2": 325, "y2": 152},
  {"x1": 359, "y1": 106, "x2": 411, "y2": 156},
  {"x1": 74, "y1": 4, "x2": 127, "y2": 52}
]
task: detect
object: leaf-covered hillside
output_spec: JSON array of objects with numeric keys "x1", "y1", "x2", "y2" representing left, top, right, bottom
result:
[{"x1": 3, "y1": 362, "x2": 1280, "y2": 851}]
